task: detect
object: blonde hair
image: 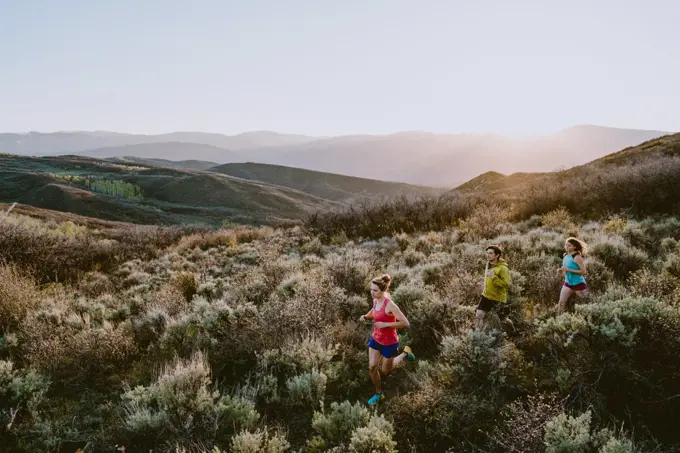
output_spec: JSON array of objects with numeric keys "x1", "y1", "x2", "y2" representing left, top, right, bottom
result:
[
  {"x1": 371, "y1": 274, "x2": 392, "y2": 292},
  {"x1": 565, "y1": 237, "x2": 588, "y2": 257}
]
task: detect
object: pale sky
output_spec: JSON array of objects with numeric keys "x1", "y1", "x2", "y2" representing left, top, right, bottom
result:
[{"x1": 1, "y1": 0, "x2": 678, "y2": 137}]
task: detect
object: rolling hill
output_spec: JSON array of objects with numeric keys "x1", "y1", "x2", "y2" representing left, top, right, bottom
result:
[
  {"x1": 208, "y1": 162, "x2": 447, "y2": 202},
  {"x1": 107, "y1": 156, "x2": 220, "y2": 171},
  {"x1": 588, "y1": 132, "x2": 680, "y2": 166},
  {"x1": 308, "y1": 132, "x2": 680, "y2": 240},
  {"x1": 0, "y1": 154, "x2": 341, "y2": 227},
  {"x1": 0, "y1": 154, "x2": 448, "y2": 227},
  {"x1": 454, "y1": 132, "x2": 680, "y2": 194},
  {"x1": 454, "y1": 171, "x2": 549, "y2": 193}
]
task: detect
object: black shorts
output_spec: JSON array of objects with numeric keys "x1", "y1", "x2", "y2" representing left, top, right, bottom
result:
[{"x1": 477, "y1": 295, "x2": 510, "y2": 317}]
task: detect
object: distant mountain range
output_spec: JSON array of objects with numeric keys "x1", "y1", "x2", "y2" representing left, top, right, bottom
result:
[
  {"x1": 0, "y1": 130, "x2": 317, "y2": 155},
  {"x1": 0, "y1": 125, "x2": 672, "y2": 186},
  {"x1": 82, "y1": 142, "x2": 245, "y2": 164}
]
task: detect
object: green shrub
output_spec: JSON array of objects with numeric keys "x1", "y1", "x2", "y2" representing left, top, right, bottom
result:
[
  {"x1": 324, "y1": 249, "x2": 374, "y2": 295},
  {"x1": 489, "y1": 392, "x2": 563, "y2": 453},
  {"x1": 391, "y1": 282, "x2": 428, "y2": 314},
  {"x1": 515, "y1": 254, "x2": 563, "y2": 305},
  {"x1": 310, "y1": 400, "x2": 370, "y2": 447},
  {"x1": 285, "y1": 370, "x2": 327, "y2": 407},
  {"x1": 544, "y1": 410, "x2": 636, "y2": 453},
  {"x1": 581, "y1": 257, "x2": 614, "y2": 295},
  {"x1": 402, "y1": 248, "x2": 426, "y2": 267},
  {"x1": 230, "y1": 428, "x2": 290, "y2": 453},
  {"x1": 622, "y1": 217, "x2": 680, "y2": 257},
  {"x1": 590, "y1": 238, "x2": 648, "y2": 280},
  {"x1": 348, "y1": 414, "x2": 398, "y2": 453},
  {"x1": 541, "y1": 206, "x2": 579, "y2": 234},
  {"x1": 440, "y1": 330, "x2": 528, "y2": 395},
  {"x1": 121, "y1": 352, "x2": 259, "y2": 448},
  {"x1": 627, "y1": 267, "x2": 680, "y2": 306},
  {"x1": 602, "y1": 215, "x2": 628, "y2": 235},
  {"x1": 257, "y1": 335, "x2": 339, "y2": 377},
  {"x1": 460, "y1": 203, "x2": 510, "y2": 240},
  {"x1": 0, "y1": 360, "x2": 50, "y2": 431}
]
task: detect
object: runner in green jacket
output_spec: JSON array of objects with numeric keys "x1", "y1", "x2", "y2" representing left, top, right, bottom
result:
[{"x1": 475, "y1": 245, "x2": 512, "y2": 331}]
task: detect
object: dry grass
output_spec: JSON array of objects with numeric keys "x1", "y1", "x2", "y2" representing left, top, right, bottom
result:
[{"x1": 0, "y1": 263, "x2": 41, "y2": 330}]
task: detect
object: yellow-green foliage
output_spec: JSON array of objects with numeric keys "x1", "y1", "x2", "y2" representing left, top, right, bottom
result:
[
  {"x1": 86, "y1": 178, "x2": 143, "y2": 200},
  {"x1": 49, "y1": 173, "x2": 143, "y2": 200}
]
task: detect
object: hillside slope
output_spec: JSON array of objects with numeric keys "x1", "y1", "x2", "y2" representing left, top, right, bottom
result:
[
  {"x1": 588, "y1": 132, "x2": 680, "y2": 166},
  {"x1": 0, "y1": 154, "x2": 340, "y2": 226},
  {"x1": 308, "y1": 132, "x2": 680, "y2": 240},
  {"x1": 455, "y1": 132, "x2": 680, "y2": 194},
  {"x1": 108, "y1": 156, "x2": 219, "y2": 171},
  {"x1": 209, "y1": 162, "x2": 446, "y2": 202}
]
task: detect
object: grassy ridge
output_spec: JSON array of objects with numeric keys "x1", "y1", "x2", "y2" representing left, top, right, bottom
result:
[
  {"x1": 210, "y1": 162, "x2": 447, "y2": 202},
  {"x1": 0, "y1": 154, "x2": 343, "y2": 227},
  {"x1": 108, "y1": 156, "x2": 220, "y2": 171}
]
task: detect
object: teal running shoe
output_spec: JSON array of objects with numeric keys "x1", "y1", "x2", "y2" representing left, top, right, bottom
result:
[{"x1": 367, "y1": 392, "x2": 384, "y2": 406}]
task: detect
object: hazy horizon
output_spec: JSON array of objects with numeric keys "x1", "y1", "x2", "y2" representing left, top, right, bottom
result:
[
  {"x1": 2, "y1": 1, "x2": 679, "y2": 137},
  {"x1": 1, "y1": 123, "x2": 674, "y2": 139}
]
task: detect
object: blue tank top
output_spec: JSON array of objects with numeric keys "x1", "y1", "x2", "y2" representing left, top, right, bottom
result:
[{"x1": 562, "y1": 253, "x2": 586, "y2": 285}]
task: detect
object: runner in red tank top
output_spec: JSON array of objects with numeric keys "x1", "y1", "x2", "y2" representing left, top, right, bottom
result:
[{"x1": 359, "y1": 274, "x2": 416, "y2": 406}]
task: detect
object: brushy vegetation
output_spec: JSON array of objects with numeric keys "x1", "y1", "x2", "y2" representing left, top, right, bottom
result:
[
  {"x1": 307, "y1": 151, "x2": 680, "y2": 242},
  {"x1": 0, "y1": 212, "x2": 198, "y2": 283},
  {"x1": 2, "y1": 200, "x2": 680, "y2": 452}
]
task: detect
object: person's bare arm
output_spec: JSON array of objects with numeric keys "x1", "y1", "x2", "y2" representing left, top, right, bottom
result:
[
  {"x1": 572, "y1": 254, "x2": 587, "y2": 275},
  {"x1": 359, "y1": 308, "x2": 374, "y2": 322}
]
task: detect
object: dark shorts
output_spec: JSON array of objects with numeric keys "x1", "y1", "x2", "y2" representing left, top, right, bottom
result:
[
  {"x1": 564, "y1": 282, "x2": 587, "y2": 291},
  {"x1": 476, "y1": 295, "x2": 510, "y2": 317},
  {"x1": 368, "y1": 337, "x2": 400, "y2": 358}
]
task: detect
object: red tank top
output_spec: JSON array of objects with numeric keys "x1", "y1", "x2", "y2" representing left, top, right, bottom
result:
[{"x1": 372, "y1": 297, "x2": 399, "y2": 345}]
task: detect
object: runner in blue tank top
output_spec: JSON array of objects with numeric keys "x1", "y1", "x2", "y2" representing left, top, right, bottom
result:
[{"x1": 557, "y1": 237, "x2": 588, "y2": 312}]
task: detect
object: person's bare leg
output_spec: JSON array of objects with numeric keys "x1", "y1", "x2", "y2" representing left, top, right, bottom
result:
[
  {"x1": 558, "y1": 286, "x2": 574, "y2": 313},
  {"x1": 380, "y1": 352, "x2": 409, "y2": 375},
  {"x1": 475, "y1": 309, "x2": 486, "y2": 331},
  {"x1": 368, "y1": 348, "x2": 382, "y2": 393},
  {"x1": 573, "y1": 289, "x2": 587, "y2": 307},
  {"x1": 501, "y1": 313, "x2": 516, "y2": 334}
]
